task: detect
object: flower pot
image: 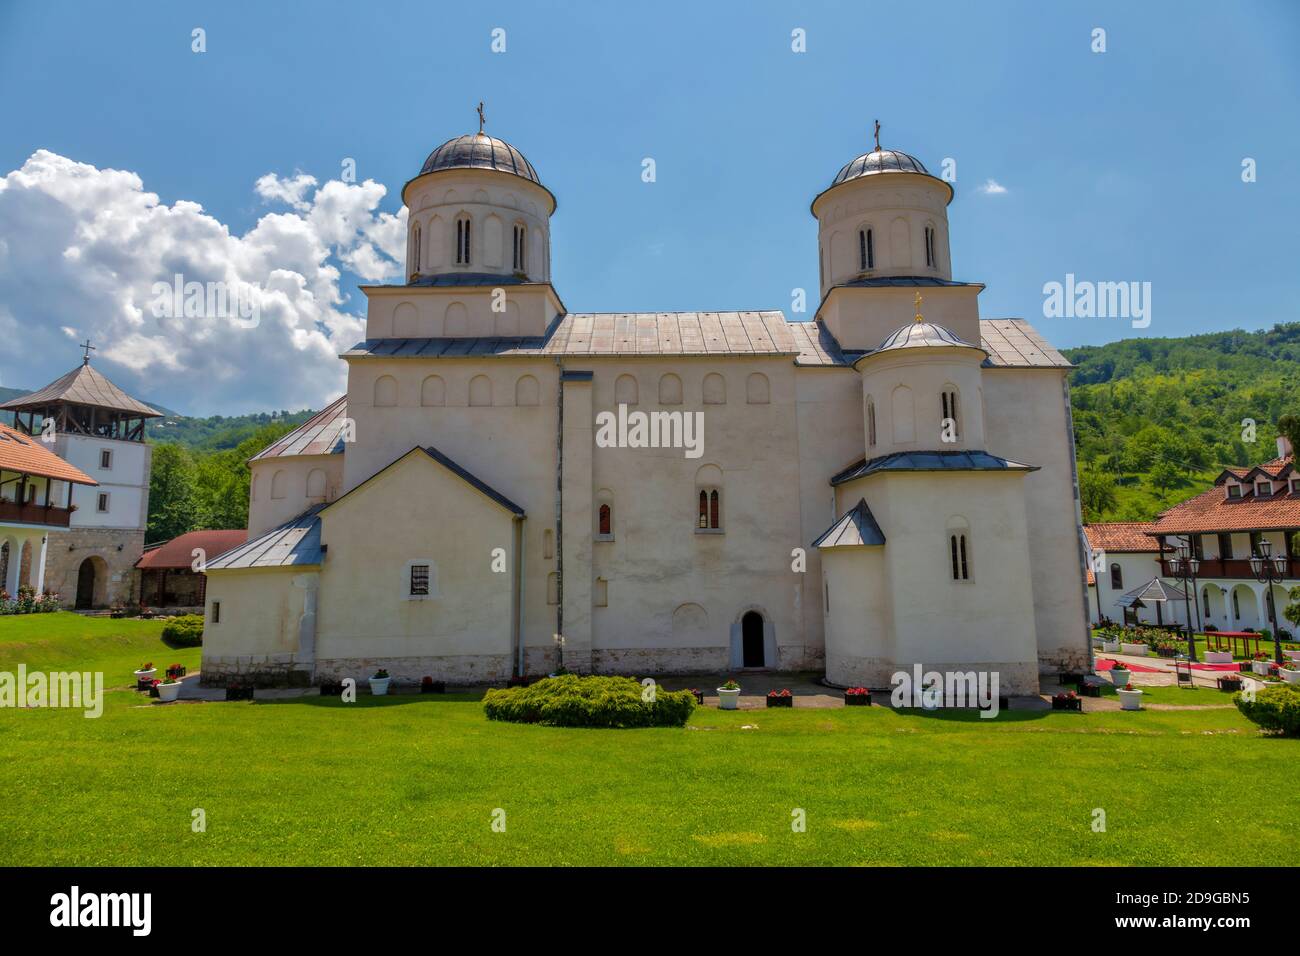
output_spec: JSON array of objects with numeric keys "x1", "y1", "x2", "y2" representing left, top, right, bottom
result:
[
  {"x1": 1102, "y1": 641, "x2": 1120, "y2": 653},
  {"x1": 1052, "y1": 696, "x2": 1082, "y2": 711},
  {"x1": 1120, "y1": 642, "x2": 1149, "y2": 657},
  {"x1": 1116, "y1": 688, "x2": 1143, "y2": 711},
  {"x1": 1204, "y1": 651, "x2": 1233, "y2": 664},
  {"x1": 420, "y1": 680, "x2": 445, "y2": 694},
  {"x1": 1109, "y1": 668, "x2": 1131, "y2": 687},
  {"x1": 1280, "y1": 668, "x2": 1300, "y2": 685},
  {"x1": 844, "y1": 692, "x2": 871, "y2": 706},
  {"x1": 1216, "y1": 676, "x2": 1243, "y2": 692},
  {"x1": 1252, "y1": 660, "x2": 1272, "y2": 675},
  {"x1": 133, "y1": 668, "x2": 156, "y2": 691},
  {"x1": 157, "y1": 681, "x2": 182, "y2": 703},
  {"x1": 370, "y1": 677, "x2": 391, "y2": 696},
  {"x1": 717, "y1": 687, "x2": 740, "y2": 710},
  {"x1": 766, "y1": 694, "x2": 793, "y2": 708}
]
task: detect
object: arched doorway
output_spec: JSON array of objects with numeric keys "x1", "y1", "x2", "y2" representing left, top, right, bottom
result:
[
  {"x1": 742, "y1": 611, "x2": 765, "y2": 667},
  {"x1": 75, "y1": 557, "x2": 98, "y2": 610}
]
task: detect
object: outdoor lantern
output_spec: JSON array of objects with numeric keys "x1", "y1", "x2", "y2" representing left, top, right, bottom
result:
[
  {"x1": 1189, "y1": 557, "x2": 1200, "y2": 574},
  {"x1": 1249, "y1": 553, "x2": 1264, "y2": 575},
  {"x1": 1275, "y1": 553, "x2": 1289, "y2": 574},
  {"x1": 1176, "y1": 543, "x2": 1190, "y2": 561}
]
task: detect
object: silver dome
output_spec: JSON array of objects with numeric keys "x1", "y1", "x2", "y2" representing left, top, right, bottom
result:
[
  {"x1": 869, "y1": 321, "x2": 983, "y2": 356},
  {"x1": 417, "y1": 133, "x2": 542, "y2": 185},
  {"x1": 832, "y1": 148, "x2": 933, "y2": 186}
]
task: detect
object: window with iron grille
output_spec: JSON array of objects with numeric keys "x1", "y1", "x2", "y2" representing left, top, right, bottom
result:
[{"x1": 410, "y1": 564, "x2": 430, "y2": 596}]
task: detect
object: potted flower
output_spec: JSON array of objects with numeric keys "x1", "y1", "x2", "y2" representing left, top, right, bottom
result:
[
  {"x1": 717, "y1": 678, "x2": 741, "y2": 710},
  {"x1": 134, "y1": 661, "x2": 157, "y2": 690},
  {"x1": 420, "y1": 675, "x2": 445, "y2": 694},
  {"x1": 1106, "y1": 660, "x2": 1131, "y2": 687},
  {"x1": 148, "y1": 678, "x2": 161, "y2": 699},
  {"x1": 1120, "y1": 640, "x2": 1150, "y2": 657},
  {"x1": 844, "y1": 686, "x2": 871, "y2": 706},
  {"x1": 139, "y1": 605, "x2": 155, "y2": 620},
  {"x1": 1216, "y1": 673, "x2": 1244, "y2": 692},
  {"x1": 1252, "y1": 652, "x2": 1272, "y2": 676},
  {"x1": 370, "y1": 668, "x2": 391, "y2": 696},
  {"x1": 165, "y1": 663, "x2": 187, "y2": 680},
  {"x1": 157, "y1": 671, "x2": 183, "y2": 703},
  {"x1": 766, "y1": 688, "x2": 793, "y2": 708},
  {"x1": 1051, "y1": 690, "x2": 1081, "y2": 711},
  {"x1": 1116, "y1": 682, "x2": 1144, "y2": 711},
  {"x1": 1279, "y1": 663, "x2": 1300, "y2": 685},
  {"x1": 1101, "y1": 635, "x2": 1120, "y2": 653},
  {"x1": 687, "y1": 688, "x2": 705, "y2": 705}
]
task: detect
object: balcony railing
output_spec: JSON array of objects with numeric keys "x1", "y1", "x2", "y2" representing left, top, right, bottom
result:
[
  {"x1": 0, "y1": 500, "x2": 74, "y2": 527},
  {"x1": 1161, "y1": 557, "x2": 1300, "y2": 580}
]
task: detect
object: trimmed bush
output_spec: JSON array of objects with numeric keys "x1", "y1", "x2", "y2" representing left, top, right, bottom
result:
[
  {"x1": 1234, "y1": 682, "x2": 1300, "y2": 737},
  {"x1": 162, "y1": 614, "x2": 205, "y2": 647},
  {"x1": 483, "y1": 674, "x2": 695, "y2": 728}
]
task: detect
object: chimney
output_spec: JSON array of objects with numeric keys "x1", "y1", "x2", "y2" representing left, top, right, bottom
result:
[{"x1": 1279, "y1": 435, "x2": 1294, "y2": 459}]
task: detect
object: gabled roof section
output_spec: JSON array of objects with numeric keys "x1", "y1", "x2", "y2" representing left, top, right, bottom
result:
[
  {"x1": 325, "y1": 446, "x2": 525, "y2": 518},
  {"x1": 206, "y1": 506, "x2": 324, "y2": 571},
  {"x1": 250, "y1": 397, "x2": 348, "y2": 461},
  {"x1": 1083, "y1": 522, "x2": 1159, "y2": 553},
  {"x1": 1116, "y1": 577, "x2": 1189, "y2": 608},
  {"x1": 979, "y1": 320, "x2": 1073, "y2": 369},
  {"x1": 831, "y1": 449, "x2": 1038, "y2": 486},
  {"x1": 137, "y1": 529, "x2": 248, "y2": 570},
  {"x1": 1151, "y1": 455, "x2": 1299, "y2": 534},
  {"x1": 812, "y1": 498, "x2": 886, "y2": 549},
  {"x1": 0, "y1": 363, "x2": 161, "y2": 417},
  {"x1": 0, "y1": 423, "x2": 97, "y2": 484}
]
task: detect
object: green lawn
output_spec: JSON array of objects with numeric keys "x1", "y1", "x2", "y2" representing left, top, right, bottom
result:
[{"x1": 1, "y1": 613, "x2": 1298, "y2": 866}]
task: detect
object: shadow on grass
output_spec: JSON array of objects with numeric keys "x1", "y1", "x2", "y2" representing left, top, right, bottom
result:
[
  {"x1": 892, "y1": 706, "x2": 1052, "y2": 724},
  {"x1": 255, "y1": 690, "x2": 486, "y2": 709}
]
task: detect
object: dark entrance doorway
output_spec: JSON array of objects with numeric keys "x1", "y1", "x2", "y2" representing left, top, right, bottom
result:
[
  {"x1": 742, "y1": 611, "x2": 765, "y2": 667},
  {"x1": 75, "y1": 558, "x2": 97, "y2": 609}
]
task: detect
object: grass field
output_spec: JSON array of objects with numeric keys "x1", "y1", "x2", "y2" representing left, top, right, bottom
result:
[{"x1": 1, "y1": 613, "x2": 1298, "y2": 866}]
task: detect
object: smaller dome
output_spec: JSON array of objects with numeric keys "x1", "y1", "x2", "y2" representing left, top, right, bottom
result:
[
  {"x1": 832, "y1": 148, "x2": 933, "y2": 186},
  {"x1": 870, "y1": 321, "x2": 982, "y2": 356},
  {"x1": 417, "y1": 132, "x2": 542, "y2": 185}
]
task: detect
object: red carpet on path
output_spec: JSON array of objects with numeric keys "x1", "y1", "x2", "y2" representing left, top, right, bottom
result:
[{"x1": 1095, "y1": 659, "x2": 1242, "y2": 673}]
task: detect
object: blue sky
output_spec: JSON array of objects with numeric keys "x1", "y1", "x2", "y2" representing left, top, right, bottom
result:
[{"x1": 0, "y1": 0, "x2": 1297, "y2": 414}]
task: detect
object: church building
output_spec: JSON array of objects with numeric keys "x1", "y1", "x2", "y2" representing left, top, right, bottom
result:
[{"x1": 200, "y1": 122, "x2": 1092, "y2": 694}]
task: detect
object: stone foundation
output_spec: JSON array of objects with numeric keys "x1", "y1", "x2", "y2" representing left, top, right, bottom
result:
[
  {"x1": 199, "y1": 654, "x2": 310, "y2": 688},
  {"x1": 1038, "y1": 645, "x2": 1092, "y2": 677},
  {"x1": 591, "y1": 646, "x2": 728, "y2": 675}
]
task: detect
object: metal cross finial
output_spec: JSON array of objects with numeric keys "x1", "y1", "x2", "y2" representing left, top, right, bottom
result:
[
  {"x1": 914, "y1": 291, "x2": 924, "y2": 323},
  {"x1": 874, "y1": 119, "x2": 881, "y2": 152},
  {"x1": 477, "y1": 101, "x2": 485, "y2": 134},
  {"x1": 80, "y1": 338, "x2": 96, "y2": 365}
]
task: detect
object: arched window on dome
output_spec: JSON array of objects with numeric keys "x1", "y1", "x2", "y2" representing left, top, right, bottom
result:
[
  {"x1": 455, "y1": 215, "x2": 472, "y2": 265},
  {"x1": 940, "y1": 387, "x2": 960, "y2": 441},
  {"x1": 858, "y1": 228, "x2": 874, "y2": 271},
  {"x1": 411, "y1": 222, "x2": 422, "y2": 279},
  {"x1": 866, "y1": 396, "x2": 877, "y2": 448},
  {"x1": 925, "y1": 225, "x2": 936, "y2": 268},
  {"x1": 512, "y1": 224, "x2": 526, "y2": 273}
]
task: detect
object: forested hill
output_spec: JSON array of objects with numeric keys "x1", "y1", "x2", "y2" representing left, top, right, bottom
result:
[{"x1": 1064, "y1": 322, "x2": 1300, "y2": 523}]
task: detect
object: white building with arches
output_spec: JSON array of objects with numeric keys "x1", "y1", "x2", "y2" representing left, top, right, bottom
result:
[{"x1": 200, "y1": 128, "x2": 1090, "y2": 694}]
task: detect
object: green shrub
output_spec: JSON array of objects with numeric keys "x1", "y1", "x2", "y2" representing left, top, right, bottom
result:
[
  {"x1": 1234, "y1": 682, "x2": 1300, "y2": 737},
  {"x1": 162, "y1": 614, "x2": 205, "y2": 647},
  {"x1": 483, "y1": 674, "x2": 695, "y2": 728}
]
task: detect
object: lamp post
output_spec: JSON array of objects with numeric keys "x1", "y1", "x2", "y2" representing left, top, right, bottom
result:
[
  {"x1": 1170, "y1": 538, "x2": 1200, "y2": 663},
  {"x1": 1249, "y1": 539, "x2": 1289, "y2": 665}
]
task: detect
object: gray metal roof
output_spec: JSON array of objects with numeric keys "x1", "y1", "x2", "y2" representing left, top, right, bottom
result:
[
  {"x1": 836, "y1": 276, "x2": 982, "y2": 289},
  {"x1": 406, "y1": 272, "x2": 531, "y2": 288},
  {"x1": 418, "y1": 133, "x2": 541, "y2": 185},
  {"x1": 249, "y1": 396, "x2": 348, "y2": 461},
  {"x1": 812, "y1": 498, "x2": 887, "y2": 549},
  {"x1": 322, "y1": 446, "x2": 525, "y2": 518},
  {"x1": 0, "y1": 362, "x2": 161, "y2": 416},
  {"x1": 343, "y1": 311, "x2": 798, "y2": 359},
  {"x1": 833, "y1": 148, "x2": 932, "y2": 184},
  {"x1": 206, "y1": 505, "x2": 325, "y2": 571},
  {"x1": 867, "y1": 321, "x2": 984, "y2": 357},
  {"x1": 1116, "y1": 577, "x2": 1189, "y2": 608},
  {"x1": 832, "y1": 450, "x2": 1039, "y2": 486},
  {"x1": 978, "y1": 319, "x2": 1074, "y2": 369}
]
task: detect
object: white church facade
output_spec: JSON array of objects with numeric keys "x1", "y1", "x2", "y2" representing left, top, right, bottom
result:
[{"x1": 200, "y1": 125, "x2": 1092, "y2": 694}]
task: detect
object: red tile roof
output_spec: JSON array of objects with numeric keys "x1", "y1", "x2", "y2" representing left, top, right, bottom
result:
[
  {"x1": 0, "y1": 423, "x2": 97, "y2": 484},
  {"x1": 136, "y1": 529, "x2": 248, "y2": 570},
  {"x1": 1083, "y1": 522, "x2": 1159, "y2": 553},
  {"x1": 1152, "y1": 456, "x2": 1300, "y2": 534}
]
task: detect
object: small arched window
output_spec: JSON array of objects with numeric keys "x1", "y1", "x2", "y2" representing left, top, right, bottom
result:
[
  {"x1": 1110, "y1": 563, "x2": 1123, "y2": 589},
  {"x1": 515, "y1": 375, "x2": 540, "y2": 407},
  {"x1": 950, "y1": 531, "x2": 970, "y2": 581},
  {"x1": 746, "y1": 372, "x2": 770, "y2": 405},
  {"x1": 512, "y1": 224, "x2": 526, "y2": 272},
  {"x1": 659, "y1": 373, "x2": 683, "y2": 405},
  {"x1": 455, "y1": 215, "x2": 471, "y2": 265},
  {"x1": 469, "y1": 375, "x2": 493, "y2": 407},
  {"x1": 374, "y1": 375, "x2": 398, "y2": 407},
  {"x1": 421, "y1": 375, "x2": 445, "y2": 407},
  {"x1": 941, "y1": 388, "x2": 960, "y2": 439},
  {"x1": 599, "y1": 504, "x2": 612, "y2": 536},
  {"x1": 306, "y1": 468, "x2": 327, "y2": 499},
  {"x1": 859, "y1": 228, "x2": 874, "y2": 271},
  {"x1": 867, "y1": 397, "x2": 877, "y2": 447},
  {"x1": 925, "y1": 226, "x2": 936, "y2": 268},
  {"x1": 411, "y1": 222, "x2": 422, "y2": 277},
  {"x1": 697, "y1": 489, "x2": 721, "y2": 530},
  {"x1": 270, "y1": 469, "x2": 287, "y2": 500},
  {"x1": 615, "y1": 374, "x2": 638, "y2": 406},
  {"x1": 703, "y1": 372, "x2": 726, "y2": 405}
]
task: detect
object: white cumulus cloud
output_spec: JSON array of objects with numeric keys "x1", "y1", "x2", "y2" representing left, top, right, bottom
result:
[
  {"x1": 977, "y1": 178, "x2": 1008, "y2": 195},
  {"x1": 0, "y1": 151, "x2": 407, "y2": 413}
]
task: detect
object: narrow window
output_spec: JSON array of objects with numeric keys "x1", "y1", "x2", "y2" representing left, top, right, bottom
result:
[
  {"x1": 513, "y1": 224, "x2": 526, "y2": 271},
  {"x1": 456, "y1": 217, "x2": 471, "y2": 265},
  {"x1": 410, "y1": 564, "x2": 430, "y2": 596},
  {"x1": 925, "y1": 227, "x2": 936, "y2": 267},
  {"x1": 412, "y1": 223, "x2": 422, "y2": 275},
  {"x1": 100, "y1": 449, "x2": 112, "y2": 469},
  {"x1": 1227, "y1": 483, "x2": 1242, "y2": 499},
  {"x1": 866, "y1": 229, "x2": 874, "y2": 269},
  {"x1": 950, "y1": 534, "x2": 970, "y2": 581},
  {"x1": 941, "y1": 390, "x2": 960, "y2": 437},
  {"x1": 211, "y1": 601, "x2": 221, "y2": 624},
  {"x1": 710, "y1": 490, "x2": 720, "y2": 530},
  {"x1": 950, "y1": 535, "x2": 960, "y2": 580},
  {"x1": 97, "y1": 492, "x2": 109, "y2": 513},
  {"x1": 960, "y1": 534, "x2": 969, "y2": 579},
  {"x1": 1232, "y1": 590, "x2": 1241, "y2": 618},
  {"x1": 598, "y1": 503, "x2": 611, "y2": 536},
  {"x1": 858, "y1": 229, "x2": 876, "y2": 271},
  {"x1": 867, "y1": 398, "x2": 877, "y2": 447},
  {"x1": 698, "y1": 490, "x2": 708, "y2": 528},
  {"x1": 1110, "y1": 563, "x2": 1122, "y2": 589}
]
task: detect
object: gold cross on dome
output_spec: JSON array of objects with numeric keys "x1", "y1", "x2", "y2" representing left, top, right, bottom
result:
[
  {"x1": 874, "y1": 119, "x2": 881, "y2": 152},
  {"x1": 477, "y1": 101, "x2": 486, "y2": 134},
  {"x1": 914, "y1": 291, "x2": 924, "y2": 323}
]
